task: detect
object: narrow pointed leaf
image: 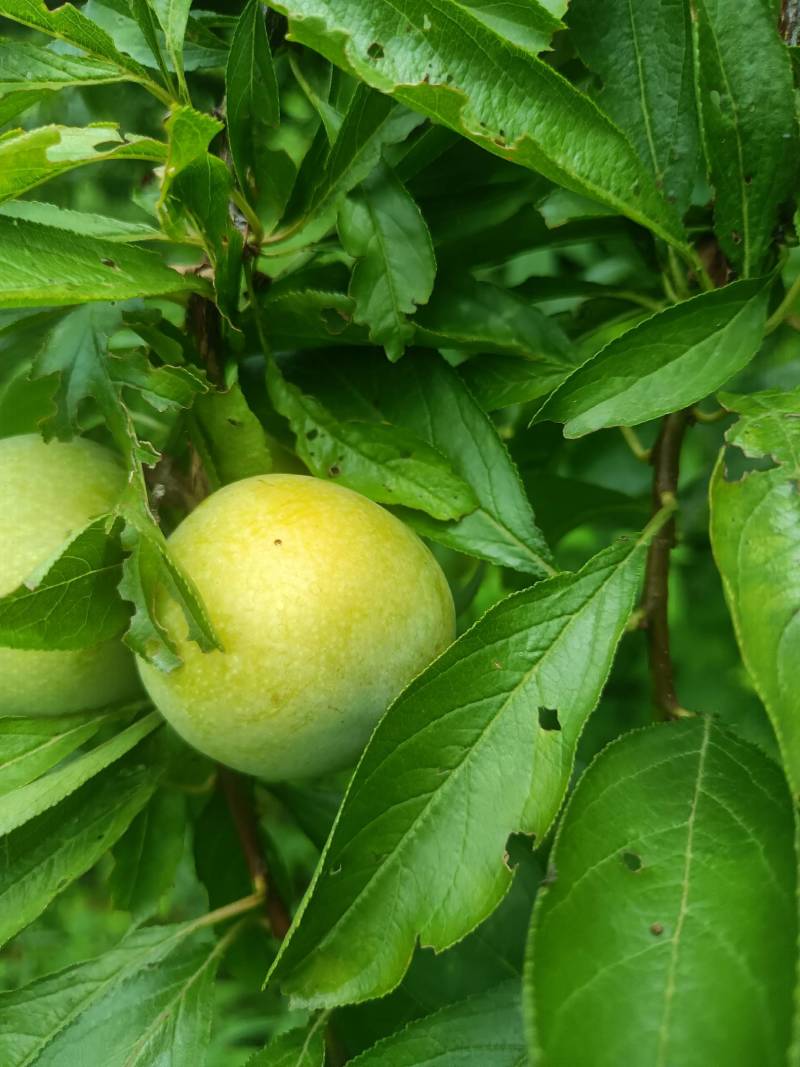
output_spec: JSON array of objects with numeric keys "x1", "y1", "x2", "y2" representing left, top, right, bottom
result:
[
  {"x1": 693, "y1": 0, "x2": 798, "y2": 275},
  {"x1": 109, "y1": 788, "x2": 187, "y2": 920},
  {"x1": 352, "y1": 981, "x2": 526, "y2": 1066},
  {"x1": 0, "y1": 711, "x2": 161, "y2": 837},
  {"x1": 537, "y1": 280, "x2": 770, "y2": 437},
  {"x1": 711, "y1": 455, "x2": 800, "y2": 798},
  {"x1": 0, "y1": 42, "x2": 126, "y2": 91},
  {"x1": 569, "y1": 0, "x2": 698, "y2": 213},
  {"x1": 0, "y1": 516, "x2": 129, "y2": 651},
  {"x1": 525, "y1": 718, "x2": 796, "y2": 1066},
  {"x1": 0, "y1": 200, "x2": 164, "y2": 241},
  {"x1": 339, "y1": 162, "x2": 436, "y2": 361},
  {"x1": 272, "y1": 0, "x2": 685, "y2": 248},
  {"x1": 0, "y1": 919, "x2": 225, "y2": 1067},
  {"x1": 0, "y1": 754, "x2": 158, "y2": 947},
  {"x1": 270, "y1": 528, "x2": 657, "y2": 1008},
  {"x1": 266, "y1": 357, "x2": 478, "y2": 521},
  {"x1": 0, "y1": 125, "x2": 166, "y2": 204},
  {"x1": 0, "y1": 217, "x2": 209, "y2": 306}
]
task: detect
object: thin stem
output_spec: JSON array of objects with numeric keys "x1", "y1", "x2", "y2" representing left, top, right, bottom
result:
[
  {"x1": 232, "y1": 189, "x2": 264, "y2": 244},
  {"x1": 642, "y1": 410, "x2": 693, "y2": 722},
  {"x1": 620, "y1": 425, "x2": 651, "y2": 462},
  {"x1": 218, "y1": 767, "x2": 293, "y2": 939},
  {"x1": 765, "y1": 272, "x2": 800, "y2": 334},
  {"x1": 691, "y1": 404, "x2": 727, "y2": 424},
  {"x1": 190, "y1": 891, "x2": 265, "y2": 932}
]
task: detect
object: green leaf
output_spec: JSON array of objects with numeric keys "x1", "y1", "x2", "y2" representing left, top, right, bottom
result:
[
  {"x1": 260, "y1": 286, "x2": 368, "y2": 348},
  {"x1": 339, "y1": 161, "x2": 436, "y2": 361},
  {"x1": 247, "y1": 1023, "x2": 325, "y2": 1066},
  {"x1": 109, "y1": 787, "x2": 187, "y2": 919},
  {"x1": 537, "y1": 280, "x2": 770, "y2": 437},
  {"x1": 0, "y1": 217, "x2": 209, "y2": 306},
  {"x1": 569, "y1": 0, "x2": 699, "y2": 213},
  {"x1": 719, "y1": 387, "x2": 800, "y2": 477},
  {"x1": 0, "y1": 753, "x2": 158, "y2": 948},
  {"x1": 0, "y1": 41, "x2": 126, "y2": 91},
  {"x1": 450, "y1": 0, "x2": 562, "y2": 55},
  {"x1": 0, "y1": 89, "x2": 53, "y2": 128},
  {"x1": 0, "y1": 516, "x2": 129, "y2": 651},
  {"x1": 288, "y1": 350, "x2": 555, "y2": 576},
  {"x1": 0, "y1": 124, "x2": 166, "y2": 204},
  {"x1": 269, "y1": 528, "x2": 656, "y2": 1007},
  {"x1": 161, "y1": 106, "x2": 223, "y2": 199},
  {"x1": 460, "y1": 353, "x2": 578, "y2": 411},
  {"x1": 525, "y1": 718, "x2": 796, "y2": 1065},
  {"x1": 0, "y1": 918, "x2": 230, "y2": 1066},
  {"x1": 266, "y1": 356, "x2": 479, "y2": 521},
  {"x1": 0, "y1": 705, "x2": 137, "y2": 797},
  {"x1": 710, "y1": 453, "x2": 800, "y2": 798},
  {"x1": 0, "y1": 200, "x2": 164, "y2": 241},
  {"x1": 271, "y1": 0, "x2": 685, "y2": 249},
  {"x1": 33, "y1": 303, "x2": 206, "y2": 448},
  {"x1": 276, "y1": 82, "x2": 423, "y2": 250},
  {"x1": 0, "y1": 0, "x2": 159, "y2": 90},
  {"x1": 0, "y1": 711, "x2": 161, "y2": 838},
  {"x1": 149, "y1": 0, "x2": 193, "y2": 91},
  {"x1": 119, "y1": 517, "x2": 221, "y2": 672},
  {"x1": 693, "y1": 0, "x2": 798, "y2": 275},
  {"x1": 414, "y1": 276, "x2": 574, "y2": 363},
  {"x1": 226, "y1": 0, "x2": 280, "y2": 201},
  {"x1": 191, "y1": 380, "x2": 273, "y2": 487},
  {"x1": 351, "y1": 981, "x2": 526, "y2": 1066}
]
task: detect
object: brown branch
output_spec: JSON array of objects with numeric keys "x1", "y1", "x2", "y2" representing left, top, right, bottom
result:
[
  {"x1": 218, "y1": 767, "x2": 293, "y2": 939},
  {"x1": 642, "y1": 410, "x2": 692, "y2": 721},
  {"x1": 187, "y1": 292, "x2": 224, "y2": 386}
]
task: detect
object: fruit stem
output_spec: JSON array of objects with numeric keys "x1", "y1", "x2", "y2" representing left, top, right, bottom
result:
[
  {"x1": 218, "y1": 766, "x2": 293, "y2": 939},
  {"x1": 641, "y1": 409, "x2": 693, "y2": 722}
]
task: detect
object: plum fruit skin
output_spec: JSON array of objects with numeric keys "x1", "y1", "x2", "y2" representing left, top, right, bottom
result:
[{"x1": 137, "y1": 474, "x2": 455, "y2": 780}]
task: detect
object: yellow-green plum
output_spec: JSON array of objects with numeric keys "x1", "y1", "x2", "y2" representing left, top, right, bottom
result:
[
  {"x1": 0, "y1": 434, "x2": 140, "y2": 717},
  {"x1": 137, "y1": 474, "x2": 455, "y2": 780}
]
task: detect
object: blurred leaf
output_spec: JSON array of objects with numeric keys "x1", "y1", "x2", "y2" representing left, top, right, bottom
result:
[
  {"x1": 414, "y1": 276, "x2": 574, "y2": 363},
  {"x1": 0, "y1": 124, "x2": 166, "y2": 204},
  {"x1": 289, "y1": 350, "x2": 555, "y2": 575},
  {"x1": 0, "y1": 711, "x2": 161, "y2": 838},
  {"x1": 0, "y1": 516, "x2": 129, "y2": 651},
  {"x1": 226, "y1": 0, "x2": 280, "y2": 202},
  {"x1": 0, "y1": 705, "x2": 137, "y2": 797},
  {"x1": 711, "y1": 452, "x2": 800, "y2": 799},
  {"x1": 0, "y1": 753, "x2": 158, "y2": 948},
  {"x1": 149, "y1": 0, "x2": 193, "y2": 90},
  {"x1": 270, "y1": 529, "x2": 656, "y2": 1007},
  {"x1": 84, "y1": 0, "x2": 229, "y2": 73},
  {"x1": 339, "y1": 161, "x2": 435, "y2": 361},
  {"x1": 109, "y1": 787, "x2": 187, "y2": 920},
  {"x1": 569, "y1": 0, "x2": 698, "y2": 213},
  {"x1": 526, "y1": 718, "x2": 796, "y2": 1065},
  {"x1": 246, "y1": 1023, "x2": 325, "y2": 1066},
  {"x1": 523, "y1": 474, "x2": 649, "y2": 544},
  {"x1": 0, "y1": 217, "x2": 209, "y2": 306},
  {"x1": 271, "y1": 0, "x2": 685, "y2": 249},
  {"x1": 351, "y1": 981, "x2": 525, "y2": 1066},
  {"x1": 693, "y1": 0, "x2": 798, "y2": 275},
  {"x1": 192, "y1": 381, "x2": 273, "y2": 487},
  {"x1": 0, "y1": 918, "x2": 231, "y2": 1066},
  {"x1": 276, "y1": 83, "x2": 423, "y2": 250},
  {"x1": 537, "y1": 280, "x2": 770, "y2": 437},
  {"x1": 0, "y1": 89, "x2": 53, "y2": 127},
  {"x1": 266, "y1": 356, "x2": 478, "y2": 520},
  {"x1": 719, "y1": 387, "x2": 800, "y2": 476},
  {"x1": 0, "y1": 41, "x2": 127, "y2": 91},
  {"x1": 0, "y1": 200, "x2": 164, "y2": 241}
]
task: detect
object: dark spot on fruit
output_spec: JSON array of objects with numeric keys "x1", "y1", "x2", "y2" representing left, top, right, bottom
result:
[{"x1": 274, "y1": 538, "x2": 282, "y2": 546}]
